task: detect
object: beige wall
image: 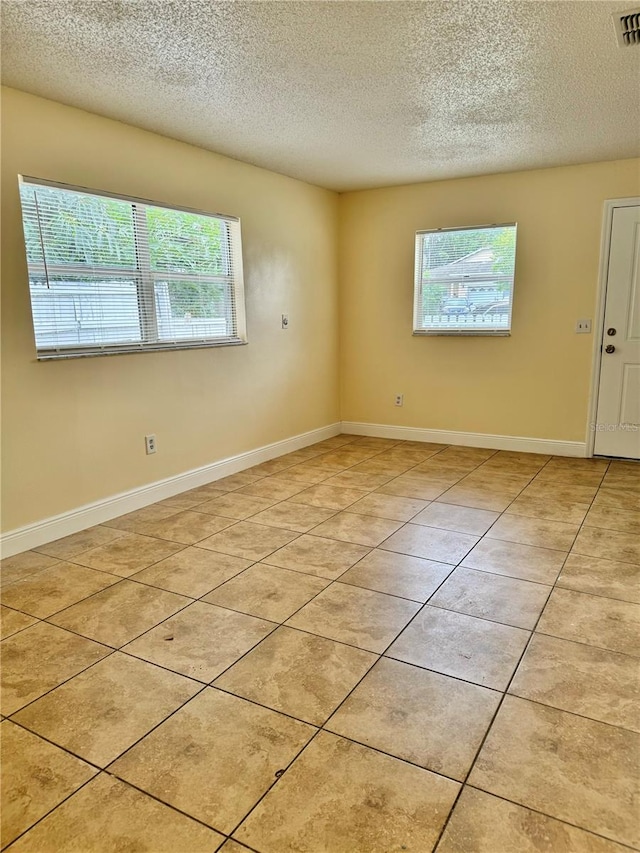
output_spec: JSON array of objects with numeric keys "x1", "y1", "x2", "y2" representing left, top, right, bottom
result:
[
  {"x1": 1, "y1": 88, "x2": 340, "y2": 532},
  {"x1": 3, "y1": 86, "x2": 639, "y2": 534},
  {"x1": 339, "y1": 159, "x2": 640, "y2": 441}
]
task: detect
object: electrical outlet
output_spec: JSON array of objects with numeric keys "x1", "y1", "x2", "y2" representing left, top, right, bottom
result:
[
  {"x1": 394, "y1": 394, "x2": 404, "y2": 407},
  {"x1": 281, "y1": 314, "x2": 289, "y2": 329},
  {"x1": 575, "y1": 319, "x2": 592, "y2": 334},
  {"x1": 145, "y1": 434, "x2": 157, "y2": 455}
]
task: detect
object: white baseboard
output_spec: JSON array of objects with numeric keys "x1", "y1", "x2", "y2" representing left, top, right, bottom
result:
[
  {"x1": 1, "y1": 422, "x2": 341, "y2": 558},
  {"x1": 1, "y1": 419, "x2": 587, "y2": 558},
  {"x1": 341, "y1": 421, "x2": 587, "y2": 458}
]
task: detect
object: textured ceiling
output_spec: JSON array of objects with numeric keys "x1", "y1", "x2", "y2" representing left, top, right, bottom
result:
[{"x1": 2, "y1": 0, "x2": 639, "y2": 191}]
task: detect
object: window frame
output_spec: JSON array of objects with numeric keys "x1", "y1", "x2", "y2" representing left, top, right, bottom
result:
[
  {"x1": 18, "y1": 175, "x2": 248, "y2": 360},
  {"x1": 413, "y1": 222, "x2": 517, "y2": 337}
]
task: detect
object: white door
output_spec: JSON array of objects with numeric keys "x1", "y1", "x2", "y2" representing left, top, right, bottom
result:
[{"x1": 594, "y1": 204, "x2": 640, "y2": 459}]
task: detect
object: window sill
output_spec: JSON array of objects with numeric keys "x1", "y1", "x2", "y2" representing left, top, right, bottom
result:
[
  {"x1": 412, "y1": 330, "x2": 511, "y2": 337},
  {"x1": 35, "y1": 338, "x2": 248, "y2": 361}
]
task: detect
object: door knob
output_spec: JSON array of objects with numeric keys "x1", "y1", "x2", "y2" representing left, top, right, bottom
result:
[{"x1": 605, "y1": 344, "x2": 615, "y2": 354}]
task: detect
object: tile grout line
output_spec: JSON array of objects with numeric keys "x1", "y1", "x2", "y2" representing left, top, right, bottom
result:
[
  {"x1": 418, "y1": 452, "x2": 577, "y2": 847},
  {"x1": 0, "y1": 768, "x2": 100, "y2": 852},
  {"x1": 0, "y1": 764, "x2": 227, "y2": 853},
  {"x1": 4, "y1": 441, "x2": 639, "y2": 850},
  {"x1": 7, "y1": 452, "x2": 630, "y2": 749},
  {"x1": 90, "y1": 440, "x2": 426, "y2": 844},
  {"x1": 5, "y1": 473, "x2": 403, "y2": 835},
  {"x1": 4, "y1": 443, "x2": 438, "y2": 744},
  {"x1": 3, "y1": 647, "x2": 122, "y2": 719},
  {"x1": 225, "y1": 474, "x2": 497, "y2": 843},
  {"x1": 0, "y1": 447, "x2": 609, "y2": 701},
  {"x1": 429, "y1": 455, "x2": 614, "y2": 851},
  {"x1": 220, "y1": 453, "x2": 482, "y2": 840},
  {"x1": 460, "y1": 783, "x2": 640, "y2": 853},
  {"x1": 24, "y1": 433, "x2": 379, "y2": 562},
  {"x1": 0, "y1": 441, "x2": 581, "y2": 602},
  {"x1": 91, "y1": 445, "x2": 424, "y2": 844},
  {"x1": 374, "y1": 652, "x2": 640, "y2": 734},
  {"x1": 228, "y1": 454, "x2": 532, "y2": 842},
  {"x1": 17, "y1": 515, "x2": 637, "y2": 634}
]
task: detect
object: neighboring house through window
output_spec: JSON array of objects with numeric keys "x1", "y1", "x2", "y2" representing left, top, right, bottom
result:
[{"x1": 413, "y1": 224, "x2": 517, "y2": 335}]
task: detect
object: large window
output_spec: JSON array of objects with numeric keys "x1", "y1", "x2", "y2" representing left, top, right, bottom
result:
[
  {"x1": 18, "y1": 177, "x2": 247, "y2": 359},
  {"x1": 413, "y1": 224, "x2": 517, "y2": 335}
]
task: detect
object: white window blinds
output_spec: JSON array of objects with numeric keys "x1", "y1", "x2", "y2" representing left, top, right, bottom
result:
[
  {"x1": 18, "y1": 177, "x2": 247, "y2": 358},
  {"x1": 413, "y1": 224, "x2": 517, "y2": 335}
]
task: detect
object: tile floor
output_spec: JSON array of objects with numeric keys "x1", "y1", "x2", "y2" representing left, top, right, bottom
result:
[{"x1": 1, "y1": 435, "x2": 639, "y2": 852}]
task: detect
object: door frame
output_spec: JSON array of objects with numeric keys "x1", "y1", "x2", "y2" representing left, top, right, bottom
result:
[{"x1": 586, "y1": 196, "x2": 640, "y2": 457}]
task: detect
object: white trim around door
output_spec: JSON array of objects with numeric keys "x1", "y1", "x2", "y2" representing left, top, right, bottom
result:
[{"x1": 587, "y1": 196, "x2": 640, "y2": 457}]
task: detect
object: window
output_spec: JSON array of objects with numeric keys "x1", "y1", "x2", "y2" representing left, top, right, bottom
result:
[
  {"x1": 18, "y1": 176, "x2": 247, "y2": 358},
  {"x1": 413, "y1": 223, "x2": 517, "y2": 335}
]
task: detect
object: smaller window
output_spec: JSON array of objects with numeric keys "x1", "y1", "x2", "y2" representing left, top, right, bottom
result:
[
  {"x1": 413, "y1": 223, "x2": 517, "y2": 335},
  {"x1": 18, "y1": 177, "x2": 247, "y2": 359}
]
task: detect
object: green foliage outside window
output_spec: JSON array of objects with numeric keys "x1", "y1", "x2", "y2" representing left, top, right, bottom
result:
[{"x1": 20, "y1": 187, "x2": 227, "y2": 319}]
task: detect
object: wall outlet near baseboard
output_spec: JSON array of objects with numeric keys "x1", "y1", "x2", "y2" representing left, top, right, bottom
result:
[
  {"x1": 575, "y1": 319, "x2": 592, "y2": 334},
  {"x1": 394, "y1": 394, "x2": 404, "y2": 407},
  {"x1": 145, "y1": 434, "x2": 157, "y2": 455}
]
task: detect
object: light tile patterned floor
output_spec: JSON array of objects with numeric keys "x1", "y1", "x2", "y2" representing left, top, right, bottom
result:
[{"x1": 1, "y1": 435, "x2": 639, "y2": 852}]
